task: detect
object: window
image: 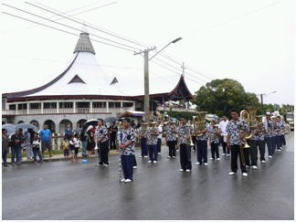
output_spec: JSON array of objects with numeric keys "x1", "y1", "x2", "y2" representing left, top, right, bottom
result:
[
  {"x1": 17, "y1": 103, "x2": 27, "y2": 110},
  {"x1": 9, "y1": 104, "x2": 16, "y2": 110},
  {"x1": 93, "y1": 102, "x2": 106, "y2": 108},
  {"x1": 77, "y1": 102, "x2": 90, "y2": 108},
  {"x1": 109, "y1": 102, "x2": 121, "y2": 108},
  {"x1": 123, "y1": 102, "x2": 133, "y2": 108},
  {"x1": 59, "y1": 102, "x2": 73, "y2": 108},
  {"x1": 30, "y1": 103, "x2": 41, "y2": 109},
  {"x1": 44, "y1": 102, "x2": 57, "y2": 109}
]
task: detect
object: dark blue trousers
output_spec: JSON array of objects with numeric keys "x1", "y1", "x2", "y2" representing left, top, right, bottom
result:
[
  {"x1": 121, "y1": 155, "x2": 133, "y2": 180},
  {"x1": 33, "y1": 148, "x2": 43, "y2": 162},
  {"x1": 275, "y1": 135, "x2": 282, "y2": 150},
  {"x1": 280, "y1": 135, "x2": 286, "y2": 146},
  {"x1": 11, "y1": 145, "x2": 22, "y2": 163},
  {"x1": 140, "y1": 138, "x2": 148, "y2": 157},
  {"x1": 132, "y1": 154, "x2": 137, "y2": 166},
  {"x1": 210, "y1": 142, "x2": 219, "y2": 159},
  {"x1": 99, "y1": 140, "x2": 109, "y2": 164},
  {"x1": 147, "y1": 144, "x2": 157, "y2": 161},
  {"x1": 265, "y1": 136, "x2": 276, "y2": 156},
  {"x1": 196, "y1": 140, "x2": 208, "y2": 164},
  {"x1": 157, "y1": 138, "x2": 161, "y2": 153}
]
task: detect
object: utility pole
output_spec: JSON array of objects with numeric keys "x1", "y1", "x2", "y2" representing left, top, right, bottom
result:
[
  {"x1": 260, "y1": 93, "x2": 264, "y2": 115},
  {"x1": 134, "y1": 37, "x2": 182, "y2": 121},
  {"x1": 134, "y1": 47, "x2": 156, "y2": 121},
  {"x1": 257, "y1": 91, "x2": 277, "y2": 115}
]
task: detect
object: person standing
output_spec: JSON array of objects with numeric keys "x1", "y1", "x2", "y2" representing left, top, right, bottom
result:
[
  {"x1": 219, "y1": 116, "x2": 229, "y2": 157},
  {"x1": 2, "y1": 129, "x2": 10, "y2": 167},
  {"x1": 248, "y1": 116, "x2": 266, "y2": 168},
  {"x1": 275, "y1": 116, "x2": 285, "y2": 151},
  {"x1": 117, "y1": 118, "x2": 136, "y2": 183},
  {"x1": 166, "y1": 120, "x2": 178, "y2": 159},
  {"x1": 138, "y1": 122, "x2": 148, "y2": 158},
  {"x1": 264, "y1": 113, "x2": 276, "y2": 159},
  {"x1": 156, "y1": 121, "x2": 163, "y2": 155},
  {"x1": 177, "y1": 118, "x2": 192, "y2": 172},
  {"x1": 208, "y1": 120, "x2": 221, "y2": 160},
  {"x1": 39, "y1": 124, "x2": 52, "y2": 157},
  {"x1": 146, "y1": 122, "x2": 159, "y2": 163},
  {"x1": 61, "y1": 137, "x2": 70, "y2": 159},
  {"x1": 80, "y1": 130, "x2": 88, "y2": 158},
  {"x1": 23, "y1": 128, "x2": 34, "y2": 160},
  {"x1": 11, "y1": 129, "x2": 24, "y2": 165},
  {"x1": 64, "y1": 124, "x2": 73, "y2": 141},
  {"x1": 95, "y1": 119, "x2": 109, "y2": 167},
  {"x1": 109, "y1": 124, "x2": 118, "y2": 150},
  {"x1": 32, "y1": 133, "x2": 43, "y2": 163},
  {"x1": 195, "y1": 119, "x2": 209, "y2": 166},
  {"x1": 226, "y1": 110, "x2": 250, "y2": 177}
]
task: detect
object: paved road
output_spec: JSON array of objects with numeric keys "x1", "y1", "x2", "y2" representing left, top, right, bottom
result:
[{"x1": 2, "y1": 133, "x2": 294, "y2": 220}]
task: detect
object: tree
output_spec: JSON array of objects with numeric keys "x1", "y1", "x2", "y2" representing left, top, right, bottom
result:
[{"x1": 192, "y1": 78, "x2": 260, "y2": 117}]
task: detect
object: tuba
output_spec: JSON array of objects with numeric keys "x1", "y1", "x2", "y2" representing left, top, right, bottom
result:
[
  {"x1": 239, "y1": 109, "x2": 252, "y2": 148},
  {"x1": 193, "y1": 112, "x2": 207, "y2": 137}
]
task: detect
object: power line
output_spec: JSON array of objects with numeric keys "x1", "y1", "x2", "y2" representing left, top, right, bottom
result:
[
  {"x1": 25, "y1": 1, "x2": 147, "y2": 49},
  {"x1": 150, "y1": 60, "x2": 203, "y2": 85},
  {"x1": 2, "y1": 3, "x2": 140, "y2": 51},
  {"x1": 25, "y1": 1, "x2": 214, "y2": 82},
  {"x1": 153, "y1": 57, "x2": 207, "y2": 83},
  {"x1": 2, "y1": 11, "x2": 135, "y2": 52}
]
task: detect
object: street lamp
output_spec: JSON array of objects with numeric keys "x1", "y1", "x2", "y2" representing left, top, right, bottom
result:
[
  {"x1": 149, "y1": 37, "x2": 182, "y2": 61},
  {"x1": 134, "y1": 37, "x2": 182, "y2": 121}
]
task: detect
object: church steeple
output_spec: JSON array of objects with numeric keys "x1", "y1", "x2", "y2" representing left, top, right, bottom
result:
[{"x1": 73, "y1": 32, "x2": 96, "y2": 55}]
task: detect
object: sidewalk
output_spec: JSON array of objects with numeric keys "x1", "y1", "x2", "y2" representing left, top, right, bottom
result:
[{"x1": 6, "y1": 149, "x2": 120, "y2": 164}]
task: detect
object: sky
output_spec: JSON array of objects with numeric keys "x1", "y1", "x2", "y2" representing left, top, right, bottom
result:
[{"x1": 0, "y1": 0, "x2": 295, "y2": 105}]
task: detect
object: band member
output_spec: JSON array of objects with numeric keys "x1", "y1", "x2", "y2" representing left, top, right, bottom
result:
[
  {"x1": 165, "y1": 120, "x2": 177, "y2": 159},
  {"x1": 95, "y1": 119, "x2": 109, "y2": 167},
  {"x1": 248, "y1": 116, "x2": 266, "y2": 168},
  {"x1": 195, "y1": 121, "x2": 209, "y2": 166},
  {"x1": 138, "y1": 122, "x2": 148, "y2": 158},
  {"x1": 109, "y1": 124, "x2": 118, "y2": 150},
  {"x1": 177, "y1": 118, "x2": 192, "y2": 172},
  {"x1": 219, "y1": 116, "x2": 230, "y2": 156},
  {"x1": 146, "y1": 121, "x2": 159, "y2": 163},
  {"x1": 118, "y1": 118, "x2": 136, "y2": 183},
  {"x1": 264, "y1": 113, "x2": 276, "y2": 158},
  {"x1": 156, "y1": 121, "x2": 163, "y2": 154},
  {"x1": 208, "y1": 120, "x2": 221, "y2": 160},
  {"x1": 226, "y1": 110, "x2": 250, "y2": 176},
  {"x1": 275, "y1": 116, "x2": 285, "y2": 151}
]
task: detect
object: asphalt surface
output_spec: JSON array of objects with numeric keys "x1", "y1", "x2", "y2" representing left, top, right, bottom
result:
[{"x1": 2, "y1": 133, "x2": 294, "y2": 220}]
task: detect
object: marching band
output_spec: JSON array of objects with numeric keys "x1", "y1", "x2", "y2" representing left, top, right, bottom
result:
[{"x1": 91, "y1": 110, "x2": 289, "y2": 183}]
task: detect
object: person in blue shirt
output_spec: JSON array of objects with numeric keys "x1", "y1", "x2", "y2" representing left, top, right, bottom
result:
[
  {"x1": 39, "y1": 124, "x2": 52, "y2": 157},
  {"x1": 64, "y1": 124, "x2": 73, "y2": 141}
]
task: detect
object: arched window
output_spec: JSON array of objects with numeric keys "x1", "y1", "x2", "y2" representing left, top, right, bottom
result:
[
  {"x1": 59, "y1": 119, "x2": 73, "y2": 134},
  {"x1": 30, "y1": 120, "x2": 40, "y2": 130},
  {"x1": 43, "y1": 120, "x2": 56, "y2": 133}
]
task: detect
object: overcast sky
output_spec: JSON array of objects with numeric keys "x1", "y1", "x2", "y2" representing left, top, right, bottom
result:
[{"x1": 0, "y1": 0, "x2": 294, "y2": 105}]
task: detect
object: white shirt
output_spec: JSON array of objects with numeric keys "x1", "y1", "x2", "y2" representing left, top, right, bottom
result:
[
  {"x1": 219, "y1": 120, "x2": 229, "y2": 136},
  {"x1": 157, "y1": 125, "x2": 163, "y2": 139}
]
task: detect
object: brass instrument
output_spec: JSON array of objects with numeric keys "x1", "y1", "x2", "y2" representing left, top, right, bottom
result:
[
  {"x1": 193, "y1": 112, "x2": 207, "y2": 137},
  {"x1": 239, "y1": 109, "x2": 252, "y2": 148},
  {"x1": 254, "y1": 115, "x2": 267, "y2": 136}
]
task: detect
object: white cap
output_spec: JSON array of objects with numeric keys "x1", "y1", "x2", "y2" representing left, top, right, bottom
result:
[{"x1": 266, "y1": 112, "x2": 271, "y2": 115}]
